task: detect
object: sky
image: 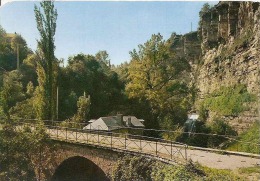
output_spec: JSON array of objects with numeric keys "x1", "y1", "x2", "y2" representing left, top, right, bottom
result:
[{"x1": 0, "y1": 1, "x2": 217, "y2": 65}]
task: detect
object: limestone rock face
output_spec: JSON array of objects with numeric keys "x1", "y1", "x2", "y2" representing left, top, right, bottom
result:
[
  {"x1": 196, "y1": 2, "x2": 260, "y2": 131},
  {"x1": 169, "y1": 2, "x2": 259, "y2": 132},
  {"x1": 199, "y1": 2, "x2": 259, "y2": 54},
  {"x1": 169, "y1": 32, "x2": 201, "y2": 63}
]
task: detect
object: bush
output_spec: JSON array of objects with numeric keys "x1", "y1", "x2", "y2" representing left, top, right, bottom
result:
[
  {"x1": 0, "y1": 122, "x2": 56, "y2": 180},
  {"x1": 202, "y1": 84, "x2": 256, "y2": 116},
  {"x1": 226, "y1": 121, "x2": 260, "y2": 154},
  {"x1": 159, "y1": 114, "x2": 187, "y2": 141},
  {"x1": 181, "y1": 120, "x2": 211, "y2": 147},
  {"x1": 179, "y1": 118, "x2": 237, "y2": 148},
  {"x1": 112, "y1": 156, "x2": 155, "y2": 181},
  {"x1": 198, "y1": 103, "x2": 208, "y2": 121},
  {"x1": 111, "y1": 156, "x2": 244, "y2": 180},
  {"x1": 207, "y1": 118, "x2": 237, "y2": 148}
]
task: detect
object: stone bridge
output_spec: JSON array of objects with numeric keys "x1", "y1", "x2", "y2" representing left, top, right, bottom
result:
[
  {"x1": 14, "y1": 121, "x2": 260, "y2": 180},
  {"x1": 45, "y1": 141, "x2": 123, "y2": 181}
]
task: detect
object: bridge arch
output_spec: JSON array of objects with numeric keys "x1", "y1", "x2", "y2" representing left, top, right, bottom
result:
[{"x1": 51, "y1": 156, "x2": 108, "y2": 181}]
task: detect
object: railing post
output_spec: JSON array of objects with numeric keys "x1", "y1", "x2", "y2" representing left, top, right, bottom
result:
[
  {"x1": 86, "y1": 129, "x2": 88, "y2": 143},
  {"x1": 76, "y1": 129, "x2": 77, "y2": 142},
  {"x1": 98, "y1": 126, "x2": 99, "y2": 144},
  {"x1": 140, "y1": 138, "x2": 142, "y2": 152},
  {"x1": 171, "y1": 141, "x2": 173, "y2": 159},
  {"x1": 185, "y1": 144, "x2": 188, "y2": 160},
  {"x1": 156, "y1": 140, "x2": 158, "y2": 156},
  {"x1": 125, "y1": 133, "x2": 127, "y2": 150},
  {"x1": 66, "y1": 128, "x2": 67, "y2": 140},
  {"x1": 57, "y1": 127, "x2": 58, "y2": 139},
  {"x1": 111, "y1": 132, "x2": 113, "y2": 149}
]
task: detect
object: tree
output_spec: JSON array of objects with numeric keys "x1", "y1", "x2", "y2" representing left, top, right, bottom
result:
[
  {"x1": 112, "y1": 61, "x2": 129, "y2": 83},
  {"x1": 0, "y1": 122, "x2": 57, "y2": 180},
  {"x1": 126, "y1": 34, "x2": 190, "y2": 114},
  {"x1": 199, "y1": 3, "x2": 210, "y2": 17},
  {"x1": 34, "y1": 1, "x2": 58, "y2": 120},
  {"x1": 95, "y1": 50, "x2": 110, "y2": 66},
  {"x1": 126, "y1": 34, "x2": 191, "y2": 129},
  {"x1": 0, "y1": 71, "x2": 25, "y2": 119},
  {"x1": 0, "y1": 27, "x2": 17, "y2": 71},
  {"x1": 198, "y1": 3, "x2": 211, "y2": 34},
  {"x1": 0, "y1": 25, "x2": 6, "y2": 53},
  {"x1": 61, "y1": 93, "x2": 91, "y2": 128},
  {"x1": 58, "y1": 53, "x2": 125, "y2": 120},
  {"x1": 0, "y1": 26, "x2": 31, "y2": 71},
  {"x1": 20, "y1": 54, "x2": 38, "y2": 88},
  {"x1": 11, "y1": 34, "x2": 31, "y2": 68},
  {"x1": 74, "y1": 93, "x2": 91, "y2": 123}
]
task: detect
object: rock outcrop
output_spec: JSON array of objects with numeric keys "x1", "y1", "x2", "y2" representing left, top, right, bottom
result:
[
  {"x1": 197, "y1": 1, "x2": 260, "y2": 131},
  {"x1": 169, "y1": 1, "x2": 260, "y2": 132}
]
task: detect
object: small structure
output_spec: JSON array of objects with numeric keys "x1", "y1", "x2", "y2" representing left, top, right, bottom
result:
[
  {"x1": 188, "y1": 113, "x2": 199, "y2": 120},
  {"x1": 83, "y1": 114, "x2": 145, "y2": 131},
  {"x1": 184, "y1": 113, "x2": 200, "y2": 134}
]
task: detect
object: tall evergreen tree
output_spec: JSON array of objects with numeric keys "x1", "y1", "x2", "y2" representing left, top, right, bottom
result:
[{"x1": 34, "y1": 1, "x2": 58, "y2": 120}]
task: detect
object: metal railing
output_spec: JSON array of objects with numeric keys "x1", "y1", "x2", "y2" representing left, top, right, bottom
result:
[
  {"x1": 5, "y1": 118, "x2": 260, "y2": 154},
  {"x1": 42, "y1": 120, "x2": 259, "y2": 153},
  {"x1": 10, "y1": 119, "x2": 188, "y2": 163}
]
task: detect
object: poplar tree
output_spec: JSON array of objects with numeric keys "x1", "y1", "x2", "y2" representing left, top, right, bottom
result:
[{"x1": 34, "y1": 1, "x2": 58, "y2": 120}]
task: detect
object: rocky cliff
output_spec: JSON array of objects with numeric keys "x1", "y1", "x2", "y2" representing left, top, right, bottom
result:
[
  {"x1": 170, "y1": 1, "x2": 260, "y2": 132},
  {"x1": 197, "y1": 1, "x2": 259, "y2": 131}
]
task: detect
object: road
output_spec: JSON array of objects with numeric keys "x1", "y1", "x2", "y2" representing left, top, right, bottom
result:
[{"x1": 45, "y1": 127, "x2": 260, "y2": 170}]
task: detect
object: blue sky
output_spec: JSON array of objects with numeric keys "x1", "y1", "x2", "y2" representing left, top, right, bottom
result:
[{"x1": 0, "y1": 1, "x2": 217, "y2": 65}]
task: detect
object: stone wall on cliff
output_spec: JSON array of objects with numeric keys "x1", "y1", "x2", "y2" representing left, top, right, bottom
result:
[{"x1": 195, "y1": 1, "x2": 260, "y2": 132}]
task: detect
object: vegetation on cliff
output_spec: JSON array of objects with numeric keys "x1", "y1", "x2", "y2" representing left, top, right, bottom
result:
[{"x1": 200, "y1": 84, "x2": 256, "y2": 116}]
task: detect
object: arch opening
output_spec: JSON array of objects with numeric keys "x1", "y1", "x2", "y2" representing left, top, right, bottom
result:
[{"x1": 51, "y1": 156, "x2": 108, "y2": 181}]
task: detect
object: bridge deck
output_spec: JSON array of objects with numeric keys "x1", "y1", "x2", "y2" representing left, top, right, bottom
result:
[{"x1": 14, "y1": 122, "x2": 260, "y2": 170}]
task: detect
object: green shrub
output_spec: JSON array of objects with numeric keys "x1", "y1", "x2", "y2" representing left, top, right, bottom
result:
[
  {"x1": 159, "y1": 114, "x2": 186, "y2": 141},
  {"x1": 180, "y1": 118, "x2": 237, "y2": 148},
  {"x1": 181, "y1": 120, "x2": 211, "y2": 147},
  {"x1": 200, "y1": 166, "x2": 243, "y2": 181},
  {"x1": 202, "y1": 84, "x2": 256, "y2": 116},
  {"x1": 207, "y1": 118, "x2": 237, "y2": 148},
  {"x1": 226, "y1": 121, "x2": 260, "y2": 154},
  {"x1": 112, "y1": 156, "x2": 155, "y2": 181},
  {"x1": 111, "y1": 156, "x2": 244, "y2": 180},
  {"x1": 198, "y1": 103, "x2": 208, "y2": 121}
]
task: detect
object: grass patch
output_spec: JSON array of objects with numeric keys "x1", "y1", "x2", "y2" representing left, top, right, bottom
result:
[
  {"x1": 226, "y1": 121, "x2": 260, "y2": 154},
  {"x1": 238, "y1": 166, "x2": 260, "y2": 174},
  {"x1": 199, "y1": 165, "x2": 243, "y2": 181}
]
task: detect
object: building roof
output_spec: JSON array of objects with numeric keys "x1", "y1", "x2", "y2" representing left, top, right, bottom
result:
[
  {"x1": 83, "y1": 118, "x2": 109, "y2": 130},
  {"x1": 123, "y1": 116, "x2": 145, "y2": 127},
  {"x1": 83, "y1": 115, "x2": 145, "y2": 131},
  {"x1": 101, "y1": 116, "x2": 123, "y2": 129}
]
